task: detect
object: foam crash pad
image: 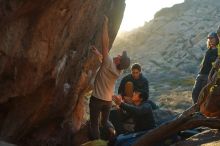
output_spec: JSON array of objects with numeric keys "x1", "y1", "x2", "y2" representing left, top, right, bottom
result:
[{"x1": 81, "y1": 139, "x2": 108, "y2": 146}]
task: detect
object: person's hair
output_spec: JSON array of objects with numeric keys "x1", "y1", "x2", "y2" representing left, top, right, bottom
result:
[
  {"x1": 134, "y1": 89, "x2": 148, "y2": 101},
  {"x1": 131, "y1": 63, "x2": 141, "y2": 72},
  {"x1": 117, "y1": 51, "x2": 130, "y2": 70},
  {"x1": 207, "y1": 39, "x2": 211, "y2": 49}
]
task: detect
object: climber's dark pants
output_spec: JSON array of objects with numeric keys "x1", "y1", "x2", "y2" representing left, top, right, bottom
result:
[
  {"x1": 192, "y1": 74, "x2": 208, "y2": 104},
  {"x1": 89, "y1": 96, "x2": 113, "y2": 140}
]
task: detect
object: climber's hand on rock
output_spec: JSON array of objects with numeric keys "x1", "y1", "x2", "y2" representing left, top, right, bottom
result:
[{"x1": 104, "y1": 15, "x2": 109, "y2": 24}]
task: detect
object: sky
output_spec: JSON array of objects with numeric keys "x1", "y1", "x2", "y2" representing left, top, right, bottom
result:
[{"x1": 119, "y1": 0, "x2": 184, "y2": 32}]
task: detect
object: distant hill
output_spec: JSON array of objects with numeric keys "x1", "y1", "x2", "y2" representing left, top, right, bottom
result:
[{"x1": 112, "y1": 0, "x2": 220, "y2": 110}]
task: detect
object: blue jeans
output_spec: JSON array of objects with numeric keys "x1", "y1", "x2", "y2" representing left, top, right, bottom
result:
[{"x1": 192, "y1": 74, "x2": 208, "y2": 103}]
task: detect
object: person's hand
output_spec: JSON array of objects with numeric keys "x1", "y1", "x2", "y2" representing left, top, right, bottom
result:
[
  {"x1": 90, "y1": 45, "x2": 103, "y2": 61},
  {"x1": 104, "y1": 15, "x2": 109, "y2": 24},
  {"x1": 112, "y1": 95, "x2": 123, "y2": 106},
  {"x1": 123, "y1": 96, "x2": 132, "y2": 104},
  {"x1": 90, "y1": 45, "x2": 98, "y2": 53}
]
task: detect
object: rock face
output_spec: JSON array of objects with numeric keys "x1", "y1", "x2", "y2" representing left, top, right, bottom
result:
[
  {"x1": 112, "y1": 0, "x2": 220, "y2": 110},
  {"x1": 0, "y1": 0, "x2": 125, "y2": 145}
]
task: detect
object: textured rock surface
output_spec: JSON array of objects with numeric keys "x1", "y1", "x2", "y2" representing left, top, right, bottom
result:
[{"x1": 0, "y1": 0, "x2": 125, "y2": 145}]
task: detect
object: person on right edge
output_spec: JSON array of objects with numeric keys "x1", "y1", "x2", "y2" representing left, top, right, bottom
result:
[{"x1": 192, "y1": 32, "x2": 219, "y2": 103}]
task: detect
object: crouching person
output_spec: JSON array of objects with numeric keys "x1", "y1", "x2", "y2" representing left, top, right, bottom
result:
[{"x1": 110, "y1": 89, "x2": 156, "y2": 146}]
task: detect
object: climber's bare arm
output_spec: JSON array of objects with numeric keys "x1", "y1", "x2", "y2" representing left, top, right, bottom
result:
[
  {"x1": 90, "y1": 46, "x2": 103, "y2": 62},
  {"x1": 102, "y1": 15, "x2": 109, "y2": 59}
]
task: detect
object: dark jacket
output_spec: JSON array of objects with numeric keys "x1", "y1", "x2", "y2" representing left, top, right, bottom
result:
[
  {"x1": 120, "y1": 100, "x2": 156, "y2": 132},
  {"x1": 199, "y1": 48, "x2": 218, "y2": 75},
  {"x1": 118, "y1": 74, "x2": 149, "y2": 98}
]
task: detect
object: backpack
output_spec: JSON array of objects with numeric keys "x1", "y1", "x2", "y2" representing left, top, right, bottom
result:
[{"x1": 200, "y1": 83, "x2": 220, "y2": 117}]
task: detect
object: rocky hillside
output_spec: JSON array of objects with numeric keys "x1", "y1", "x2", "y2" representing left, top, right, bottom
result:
[{"x1": 112, "y1": 0, "x2": 220, "y2": 110}]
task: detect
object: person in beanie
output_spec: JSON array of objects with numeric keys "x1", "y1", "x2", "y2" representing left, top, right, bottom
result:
[
  {"x1": 89, "y1": 16, "x2": 130, "y2": 140},
  {"x1": 192, "y1": 32, "x2": 219, "y2": 103}
]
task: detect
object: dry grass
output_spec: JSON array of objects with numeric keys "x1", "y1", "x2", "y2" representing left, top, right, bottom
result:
[{"x1": 154, "y1": 90, "x2": 193, "y2": 113}]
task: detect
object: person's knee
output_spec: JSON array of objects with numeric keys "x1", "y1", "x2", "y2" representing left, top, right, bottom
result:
[
  {"x1": 101, "y1": 119, "x2": 109, "y2": 128},
  {"x1": 125, "y1": 81, "x2": 134, "y2": 97}
]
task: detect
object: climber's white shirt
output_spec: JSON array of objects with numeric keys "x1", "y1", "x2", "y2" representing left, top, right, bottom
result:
[{"x1": 92, "y1": 55, "x2": 122, "y2": 101}]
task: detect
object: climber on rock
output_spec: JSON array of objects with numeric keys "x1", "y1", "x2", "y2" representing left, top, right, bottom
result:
[{"x1": 89, "y1": 15, "x2": 130, "y2": 140}]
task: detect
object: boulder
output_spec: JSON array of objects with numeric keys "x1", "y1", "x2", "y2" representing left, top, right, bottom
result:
[{"x1": 0, "y1": 0, "x2": 125, "y2": 145}]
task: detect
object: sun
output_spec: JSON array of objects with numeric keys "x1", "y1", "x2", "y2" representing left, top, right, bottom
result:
[{"x1": 119, "y1": 0, "x2": 184, "y2": 32}]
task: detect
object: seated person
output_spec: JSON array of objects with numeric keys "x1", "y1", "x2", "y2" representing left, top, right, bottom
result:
[
  {"x1": 112, "y1": 89, "x2": 156, "y2": 134},
  {"x1": 118, "y1": 63, "x2": 157, "y2": 109}
]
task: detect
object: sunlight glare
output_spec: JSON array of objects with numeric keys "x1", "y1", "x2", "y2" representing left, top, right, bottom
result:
[{"x1": 119, "y1": 0, "x2": 184, "y2": 32}]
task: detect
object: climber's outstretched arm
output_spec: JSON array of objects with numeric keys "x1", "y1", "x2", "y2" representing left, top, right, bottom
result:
[{"x1": 102, "y1": 15, "x2": 109, "y2": 59}]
